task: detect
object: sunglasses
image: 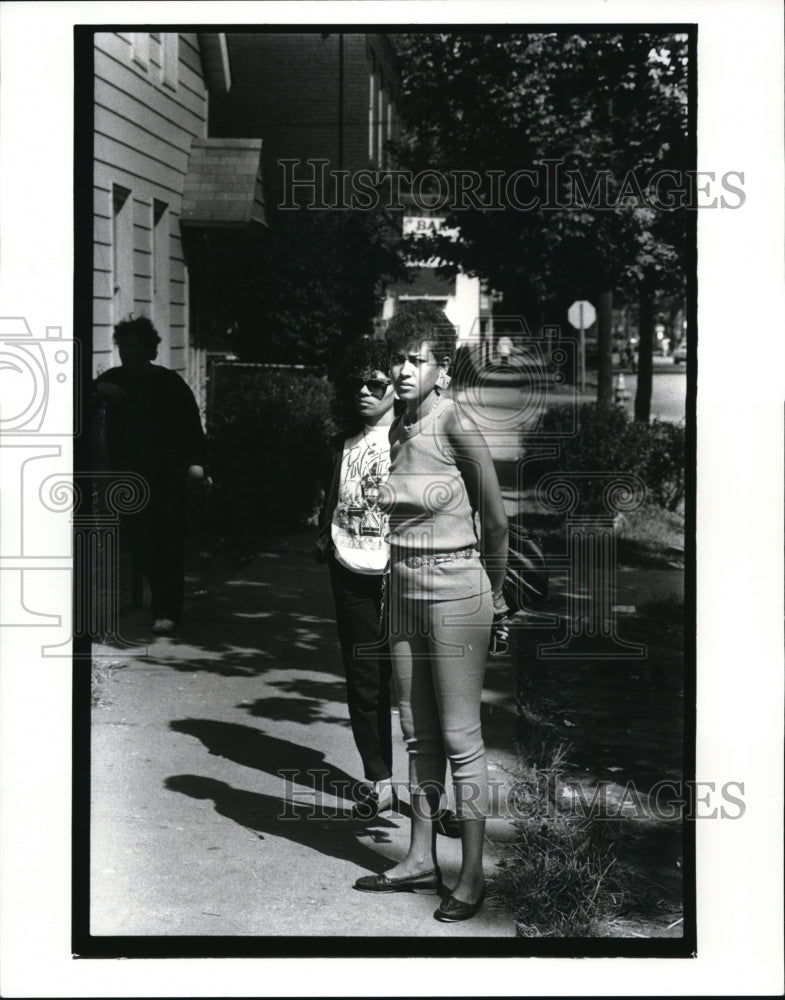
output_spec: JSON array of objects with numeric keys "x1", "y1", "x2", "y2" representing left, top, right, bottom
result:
[{"x1": 348, "y1": 375, "x2": 390, "y2": 395}]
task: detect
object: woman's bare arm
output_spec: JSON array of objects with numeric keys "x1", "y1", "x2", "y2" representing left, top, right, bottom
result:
[{"x1": 444, "y1": 407, "x2": 509, "y2": 596}]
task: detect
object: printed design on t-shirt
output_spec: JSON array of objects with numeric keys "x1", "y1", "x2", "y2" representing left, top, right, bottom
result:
[{"x1": 335, "y1": 437, "x2": 390, "y2": 545}]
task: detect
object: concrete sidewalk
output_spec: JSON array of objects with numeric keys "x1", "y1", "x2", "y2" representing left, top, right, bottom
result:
[{"x1": 90, "y1": 535, "x2": 519, "y2": 939}]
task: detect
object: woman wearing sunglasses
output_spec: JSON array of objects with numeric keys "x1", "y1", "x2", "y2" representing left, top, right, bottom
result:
[
  {"x1": 316, "y1": 340, "x2": 398, "y2": 817},
  {"x1": 353, "y1": 304, "x2": 509, "y2": 922}
]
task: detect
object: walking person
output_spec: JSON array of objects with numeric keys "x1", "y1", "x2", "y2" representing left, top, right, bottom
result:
[
  {"x1": 496, "y1": 333, "x2": 513, "y2": 367},
  {"x1": 94, "y1": 316, "x2": 208, "y2": 635},
  {"x1": 353, "y1": 303, "x2": 509, "y2": 922}
]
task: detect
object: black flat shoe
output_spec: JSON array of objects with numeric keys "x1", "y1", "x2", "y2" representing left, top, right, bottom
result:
[
  {"x1": 434, "y1": 808, "x2": 461, "y2": 838},
  {"x1": 434, "y1": 885, "x2": 486, "y2": 922},
  {"x1": 354, "y1": 868, "x2": 442, "y2": 895}
]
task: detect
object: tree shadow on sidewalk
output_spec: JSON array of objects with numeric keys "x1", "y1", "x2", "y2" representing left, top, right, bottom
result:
[
  {"x1": 170, "y1": 717, "x2": 360, "y2": 794},
  {"x1": 164, "y1": 774, "x2": 397, "y2": 874},
  {"x1": 238, "y1": 694, "x2": 353, "y2": 728},
  {"x1": 98, "y1": 550, "x2": 344, "y2": 679}
]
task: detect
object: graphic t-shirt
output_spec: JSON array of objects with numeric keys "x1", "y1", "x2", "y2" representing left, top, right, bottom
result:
[{"x1": 331, "y1": 425, "x2": 391, "y2": 575}]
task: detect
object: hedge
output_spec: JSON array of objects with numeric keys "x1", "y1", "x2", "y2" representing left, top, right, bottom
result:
[
  {"x1": 206, "y1": 365, "x2": 336, "y2": 531},
  {"x1": 531, "y1": 403, "x2": 686, "y2": 514}
]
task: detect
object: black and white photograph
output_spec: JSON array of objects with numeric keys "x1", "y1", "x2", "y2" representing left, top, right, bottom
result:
[
  {"x1": 0, "y1": 1, "x2": 783, "y2": 996},
  {"x1": 80, "y1": 23, "x2": 700, "y2": 952}
]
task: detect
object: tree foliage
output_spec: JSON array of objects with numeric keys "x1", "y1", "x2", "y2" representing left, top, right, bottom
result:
[
  {"x1": 201, "y1": 208, "x2": 406, "y2": 367},
  {"x1": 394, "y1": 31, "x2": 692, "y2": 415}
]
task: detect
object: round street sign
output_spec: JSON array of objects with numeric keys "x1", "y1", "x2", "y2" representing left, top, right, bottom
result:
[{"x1": 568, "y1": 300, "x2": 596, "y2": 329}]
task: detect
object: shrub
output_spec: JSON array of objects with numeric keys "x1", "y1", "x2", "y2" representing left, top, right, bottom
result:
[
  {"x1": 530, "y1": 404, "x2": 685, "y2": 514},
  {"x1": 643, "y1": 419, "x2": 686, "y2": 512},
  {"x1": 206, "y1": 365, "x2": 336, "y2": 531}
]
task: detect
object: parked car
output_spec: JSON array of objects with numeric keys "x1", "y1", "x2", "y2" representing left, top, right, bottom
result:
[{"x1": 673, "y1": 342, "x2": 687, "y2": 364}]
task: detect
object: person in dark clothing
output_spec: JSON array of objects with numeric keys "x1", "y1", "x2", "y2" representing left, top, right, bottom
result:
[
  {"x1": 316, "y1": 340, "x2": 397, "y2": 816},
  {"x1": 94, "y1": 316, "x2": 208, "y2": 634}
]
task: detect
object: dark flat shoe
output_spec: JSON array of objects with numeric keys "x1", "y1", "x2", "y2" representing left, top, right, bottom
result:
[
  {"x1": 354, "y1": 867, "x2": 441, "y2": 895},
  {"x1": 434, "y1": 885, "x2": 486, "y2": 922},
  {"x1": 434, "y1": 809, "x2": 461, "y2": 838}
]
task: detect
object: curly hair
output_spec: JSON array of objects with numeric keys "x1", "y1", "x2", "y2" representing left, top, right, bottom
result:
[
  {"x1": 384, "y1": 301, "x2": 457, "y2": 363},
  {"x1": 337, "y1": 337, "x2": 390, "y2": 384},
  {"x1": 332, "y1": 337, "x2": 392, "y2": 436},
  {"x1": 113, "y1": 316, "x2": 161, "y2": 359}
]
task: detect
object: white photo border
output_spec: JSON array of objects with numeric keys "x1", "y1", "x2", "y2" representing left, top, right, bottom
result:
[{"x1": 0, "y1": 1, "x2": 782, "y2": 996}]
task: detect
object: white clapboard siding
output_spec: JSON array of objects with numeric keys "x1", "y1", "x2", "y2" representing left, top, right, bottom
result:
[{"x1": 93, "y1": 31, "x2": 207, "y2": 385}]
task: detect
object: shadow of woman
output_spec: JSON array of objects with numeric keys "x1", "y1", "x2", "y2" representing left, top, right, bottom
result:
[
  {"x1": 170, "y1": 717, "x2": 361, "y2": 798},
  {"x1": 165, "y1": 774, "x2": 396, "y2": 874}
]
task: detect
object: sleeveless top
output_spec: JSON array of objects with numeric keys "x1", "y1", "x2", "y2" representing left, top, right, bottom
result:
[{"x1": 379, "y1": 397, "x2": 491, "y2": 601}]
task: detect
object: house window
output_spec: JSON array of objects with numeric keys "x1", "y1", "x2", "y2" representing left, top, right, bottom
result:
[
  {"x1": 152, "y1": 200, "x2": 170, "y2": 353},
  {"x1": 161, "y1": 32, "x2": 179, "y2": 90},
  {"x1": 131, "y1": 32, "x2": 150, "y2": 69},
  {"x1": 112, "y1": 185, "x2": 134, "y2": 329}
]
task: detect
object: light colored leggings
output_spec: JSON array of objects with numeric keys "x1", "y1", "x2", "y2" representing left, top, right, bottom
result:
[{"x1": 389, "y1": 588, "x2": 494, "y2": 818}]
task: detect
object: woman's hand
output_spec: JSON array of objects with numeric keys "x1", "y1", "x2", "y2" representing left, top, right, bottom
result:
[{"x1": 187, "y1": 465, "x2": 212, "y2": 494}]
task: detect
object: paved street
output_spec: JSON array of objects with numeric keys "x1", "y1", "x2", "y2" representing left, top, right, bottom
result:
[
  {"x1": 616, "y1": 369, "x2": 687, "y2": 423},
  {"x1": 457, "y1": 366, "x2": 687, "y2": 428}
]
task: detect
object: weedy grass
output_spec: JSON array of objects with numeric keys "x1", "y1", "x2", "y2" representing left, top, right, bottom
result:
[
  {"x1": 492, "y1": 816, "x2": 633, "y2": 937},
  {"x1": 492, "y1": 732, "x2": 681, "y2": 937},
  {"x1": 91, "y1": 659, "x2": 127, "y2": 706},
  {"x1": 614, "y1": 503, "x2": 685, "y2": 564},
  {"x1": 491, "y1": 742, "x2": 631, "y2": 937}
]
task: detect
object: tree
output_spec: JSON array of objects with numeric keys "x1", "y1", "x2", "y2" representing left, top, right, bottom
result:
[
  {"x1": 394, "y1": 31, "x2": 691, "y2": 417},
  {"x1": 191, "y1": 207, "x2": 406, "y2": 368}
]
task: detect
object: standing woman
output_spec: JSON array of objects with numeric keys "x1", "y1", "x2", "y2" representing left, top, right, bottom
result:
[
  {"x1": 354, "y1": 303, "x2": 509, "y2": 922},
  {"x1": 316, "y1": 339, "x2": 397, "y2": 816}
]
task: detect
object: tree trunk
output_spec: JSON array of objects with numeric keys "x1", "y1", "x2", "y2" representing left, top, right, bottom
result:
[
  {"x1": 635, "y1": 287, "x2": 654, "y2": 422},
  {"x1": 596, "y1": 289, "x2": 613, "y2": 408}
]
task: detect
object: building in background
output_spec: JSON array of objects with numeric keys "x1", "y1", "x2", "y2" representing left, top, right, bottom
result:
[
  {"x1": 209, "y1": 32, "x2": 398, "y2": 205},
  {"x1": 381, "y1": 208, "x2": 494, "y2": 353},
  {"x1": 92, "y1": 31, "x2": 265, "y2": 412},
  {"x1": 205, "y1": 33, "x2": 404, "y2": 363},
  {"x1": 93, "y1": 32, "x2": 406, "y2": 407}
]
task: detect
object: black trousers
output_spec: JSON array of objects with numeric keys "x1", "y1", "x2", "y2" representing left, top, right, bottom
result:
[
  {"x1": 125, "y1": 481, "x2": 187, "y2": 621},
  {"x1": 328, "y1": 556, "x2": 393, "y2": 784}
]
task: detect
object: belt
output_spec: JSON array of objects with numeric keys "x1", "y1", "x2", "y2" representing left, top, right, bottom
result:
[{"x1": 393, "y1": 546, "x2": 477, "y2": 570}]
